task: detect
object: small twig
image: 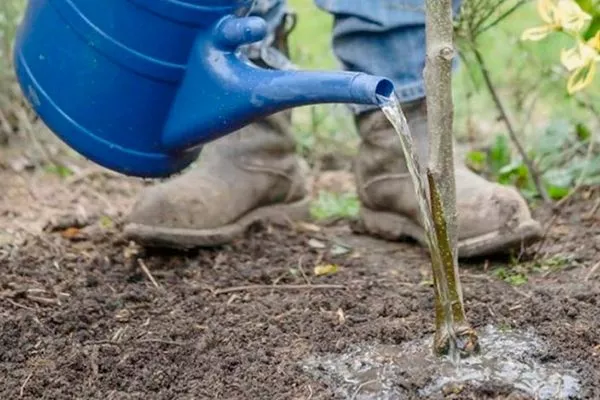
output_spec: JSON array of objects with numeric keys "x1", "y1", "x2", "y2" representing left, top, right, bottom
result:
[
  {"x1": 297, "y1": 256, "x2": 312, "y2": 285},
  {"x1": 350, "y1": 380, "x2": 378, "y2": 400},
  {"x1": 512, "y1": 286, "x2": 533, "y2": 299},
  {"x1": 586, "y1": 198, "x2": 600, "y2": 219},
  {"x1": 585, "y1": 261, "x2": 600, "y2": 281},
  {"x1": 137, "y1": 259, "x2": 161, "y2": 289},
  {"x1": 135, "y1": 339, "x2": 188, "y2": 346},
  {"x1": 213, "y1": 284, "x2": 345, "y2": 295},
  {"x1": 476, "y1": 0, "x2": 527, "y2": 36},
  {"x1": 19, "y1": 373, "x2": 33, "y2": 398},
  {"x1": 5, "y1": 298, "x2": 36, "y2": 311},
  {"x1": 27, "y1": 296, "x2": 59, "y2": 306},
  {"x1": 84, "y1": 338, "x2": 188, "y2": 346},
  {"x1": 470, "y1": 43, "x2": 550, "y2": 203},
  {"x1": 83, "y1": 340, "x2": 121, "y2": 346}
]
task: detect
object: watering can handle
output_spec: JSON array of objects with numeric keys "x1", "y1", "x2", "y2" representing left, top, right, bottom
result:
[{"x1": 214, "y1": 16, "x2": 268, "y2": 51}]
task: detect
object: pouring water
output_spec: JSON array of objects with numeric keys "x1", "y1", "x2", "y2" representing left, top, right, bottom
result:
[{"x1": 377, "y1": 93, "x2": 478, "y2": 363}]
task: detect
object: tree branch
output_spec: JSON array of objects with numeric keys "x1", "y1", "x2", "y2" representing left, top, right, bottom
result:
[{"x1": 470, "y1": 43, "x2": 550, "y2": 203}]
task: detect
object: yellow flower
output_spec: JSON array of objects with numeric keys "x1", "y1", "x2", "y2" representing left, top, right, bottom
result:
[
  {"x1": 521, "y1": 0, "x2": 592, "y2": 41},
  {"x1": 588, "y1": 31, "x2": 600, "y2": 51},
  {"x1": 560, "y1": 35, "x2": 600, "y2": 93}
]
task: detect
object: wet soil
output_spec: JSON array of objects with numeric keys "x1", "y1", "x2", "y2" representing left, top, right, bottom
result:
[{"x1": 1, "y1": 138, "x2": 599, "y2": 399}]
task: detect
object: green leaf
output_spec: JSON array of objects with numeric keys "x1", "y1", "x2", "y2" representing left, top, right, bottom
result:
[
  {"x1": 497, "y1": 159, "x2": 531, "y2": 189},
  {"x1": 582, "y1": 15, "x2": 600, "y2": 41},
  {"x1": 575, "y1": 0, "x2": 594, "y2": 13},
  {"x1": 543, "y1": 168, "x2": 574, "y2": 199},
  {"x1": 566, "y1": 154, "x2": 600, "y2": 185},
  {"x1": 45, "y1": 164, "x2": 74, "y2": 178},
  {"x1": 576, "y1": 123, "x2": 592, "y2": 142},
  {"x1": 99, "y1": 215, "x2": 114, "y2": 229},
  {"x1": 492, "y1": 267, "x2": 528, "y2": 286},
  {"x1": 507, "y1": 274, "x2": 528, "y2": 286},
  {"x1": 520, "y1": 188, "x2": 539, "y2": 201},
  {"x1": 310, "y1": 191, "x2": 359, "y2": 221},
  {"x1": 544, "y1": 168, "x2": 574, "y2": 188},
  {"x1": 498, "y1": 159, "x2": 523, "y2": 176},
  {"x1": 547, "y1": 185, "x2": 571, "y2": 200},
  {"x1": 538, "y1": 120, "x2": 572, "y2": 156},
  {"x1": 489, "y1": 134, "x2": 512, "y2": 174},
  {"x1": 466, "y1": 150, "x2": 487, "y2": 173}
]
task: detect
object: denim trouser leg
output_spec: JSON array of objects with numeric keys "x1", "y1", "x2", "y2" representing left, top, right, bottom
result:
[{"x1": 248, "y1": 0, "x2": 462, "y2": 113}]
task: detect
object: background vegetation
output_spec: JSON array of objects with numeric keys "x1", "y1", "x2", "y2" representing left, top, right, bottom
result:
[
  {"x1": 1, "y1": 0, "x2": 598, "y2": 219},
  {"x1": 286, "y1": 0, "x2": 599, "y2": 218}
]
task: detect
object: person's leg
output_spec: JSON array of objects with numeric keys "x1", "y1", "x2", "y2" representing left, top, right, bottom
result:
[
  {"x1": 315, "y1": 0, "x2": 461, "y2": 111},
  {"x1": 124, "y1": 0, "x2": 310, "y2": 249},
  {"x1": 315, "y1": 0, "x2": 542, "y2": 257}
]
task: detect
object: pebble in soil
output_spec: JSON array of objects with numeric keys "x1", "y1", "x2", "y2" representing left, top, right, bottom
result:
[{"x1": 302, "y1": 325, "x2": 582, "y2": 399}]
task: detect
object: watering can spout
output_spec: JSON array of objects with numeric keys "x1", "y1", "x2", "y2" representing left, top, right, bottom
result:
[
  {"x1": 162, "y1": 16, "x2": 395, "y2": 152},
  {"x1": 255, "y1": 70, "x2": 395, "y2": 111}
]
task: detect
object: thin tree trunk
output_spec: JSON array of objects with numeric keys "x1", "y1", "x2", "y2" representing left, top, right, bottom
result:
[{"x1": 424, "y1": 0, "x2": 479, "y2": 357}]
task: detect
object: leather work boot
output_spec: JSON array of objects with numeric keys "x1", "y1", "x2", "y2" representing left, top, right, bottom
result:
[
  {"x1": 124, "y1": 112, "x2": 309, "y2": 248},
  {"x1": 124, "y1": 12, "x2": 310, "y2": 249},
  {"x1": 353, "y1": 99, "x2": 543, "y2": 258}
]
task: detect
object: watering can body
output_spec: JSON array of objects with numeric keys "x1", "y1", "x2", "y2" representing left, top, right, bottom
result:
[{"x1": 14, "y1": 0, "x2": 394, "y2": 178}]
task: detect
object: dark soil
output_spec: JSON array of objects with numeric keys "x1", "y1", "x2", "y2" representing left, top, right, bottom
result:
[{"x1": 1, "y1": 151, "x2": 599, "y2": 399}]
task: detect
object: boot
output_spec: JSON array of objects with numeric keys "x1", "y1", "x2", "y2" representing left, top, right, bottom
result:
[
  {"x1": 124, "y1": 112, "x2": 309, "y2": 248},
  {"x1": 123, "y1": 13, "x2": 309, "y2": 249},
  {"x1": 354, "y1": 99, "x2": 543, "y2": 258}
]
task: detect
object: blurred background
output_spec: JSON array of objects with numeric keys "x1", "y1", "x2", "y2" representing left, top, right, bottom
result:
[{"x1": 1, "y1": 0, "x2": 599, "y2": 221}]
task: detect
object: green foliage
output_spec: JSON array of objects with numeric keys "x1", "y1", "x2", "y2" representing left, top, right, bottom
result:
[
  {"x1": 0, "y1": 0, "x2": 23, "y2": 67},
  {"x1": 287, "y1": 0, "x2": 358, "y2": 165},
  {"x1": 310, "y1": 191, "x2": 359, "y2": 221},
  {"x1": 454, "y1": 1, "x2": 600, "y2": 139},
  {"x1": 492, "y1": 254, "x2": 576, "y2": 286},
  {"x1": 292, "y1": 104, "x2": 357, "y2": 166},
  {"x1": 44, "y1": 164, "x2": 74, "y2": 178},
  {"x1": 529, "y1": 254, "x2": 574, "y2": 272},
  {"x1": 466, "y1": 118, "x2": 599, "y2": 201},
  {"x1": 492, "y1": 267, "x2": 529, "y2": 286},
  {"x1": 1, "y1": 0, "x2": 27, "y2": 140},
  {"x1": 574, "y1": 0, "x2": 600, "y2": 40},
  {"x1": 0, "y1": 1, "x2": 25, "y2": 84}
]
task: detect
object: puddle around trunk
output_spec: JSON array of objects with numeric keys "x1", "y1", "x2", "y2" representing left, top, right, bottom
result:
[{"x1": 302, "y1": 325, "x2": 581, "y2": 399}]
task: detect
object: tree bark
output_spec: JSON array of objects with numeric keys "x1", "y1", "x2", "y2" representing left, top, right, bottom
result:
[{"x1": 424, "y1": 0, "x2": 479, "y2": 357}]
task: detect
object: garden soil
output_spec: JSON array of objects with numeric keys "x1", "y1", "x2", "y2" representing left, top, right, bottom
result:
[{"x1": 1, "y1": 137, "x2": 599, "y2": 399}]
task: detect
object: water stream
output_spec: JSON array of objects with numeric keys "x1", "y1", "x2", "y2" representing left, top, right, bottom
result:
[
  {"x1": 299, "y1": 95, "x2": 583, "y2": 398},
  {"x1": 378, "y1": 94, "x2": 465, "y2": 361}
]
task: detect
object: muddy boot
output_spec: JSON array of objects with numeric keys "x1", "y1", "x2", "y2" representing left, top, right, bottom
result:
[
  {"x1": 124, "y1": 112, "x2": 309, "y2": 249},
  {"x1": 124, "y1": 12, "x2": 309, "y2": 249},
  {"x1": 353, "y1": 100, "x2": 543, "y2": 258}
]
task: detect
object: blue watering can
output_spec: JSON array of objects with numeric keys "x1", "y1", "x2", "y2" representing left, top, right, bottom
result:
[{"x1": 13, "y1": 0, "x2": 395, "y2": 178}]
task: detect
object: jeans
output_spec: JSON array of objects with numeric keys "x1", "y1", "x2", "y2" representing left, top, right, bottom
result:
[{"x1": 245, "y1": 0, "x2": 462, "y2": 114}]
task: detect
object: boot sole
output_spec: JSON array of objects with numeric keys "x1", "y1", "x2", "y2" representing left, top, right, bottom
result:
[
  {"x1": 123, "y1": 198, "x2": 311, "y2": 249},
  {"x1": 358, "y1": 208, "x2": 544, "y2": 258}
]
